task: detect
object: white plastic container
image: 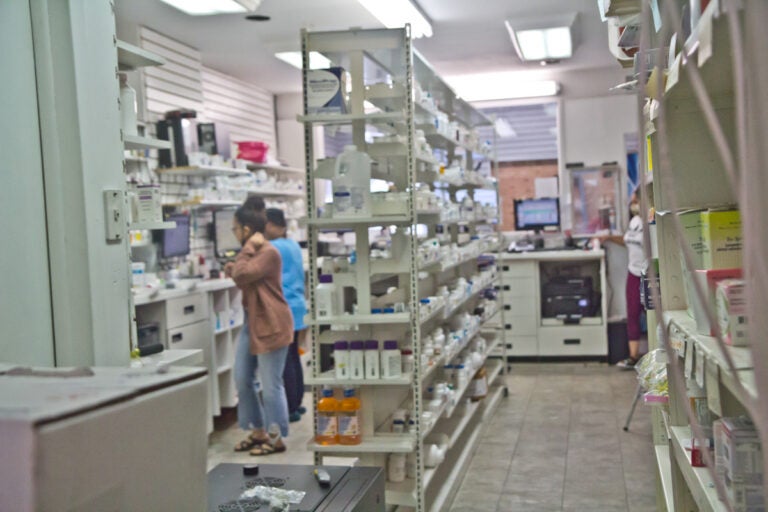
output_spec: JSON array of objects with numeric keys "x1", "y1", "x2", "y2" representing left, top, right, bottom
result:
[
  {"x1": 333, "y1": 145, "x2": 371, "y2": 217},
  {"x1": 349, "y1": 341, "x2": 365, "y2": 380},
  {"x1": 315, "y1": 274, "x2": 338, "y2": 318},
  {"x1": 364, "y1": 340, "x2": 380, "y2": 379},
  {"x1": 388, "y1": 453, "x2": 406, "y2": 483},
  {"x1": 381, "y1": 340, "x2": 402, "y2": 379},
  {"x1": 333, "y1": 341, "x2": 350, "y2": 379},
  {"x1": 119, "y1": 73, "x2": 138, "y2": 136}
]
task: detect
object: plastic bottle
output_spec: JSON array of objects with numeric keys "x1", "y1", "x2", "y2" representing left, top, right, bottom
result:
[
  {"x1": 338, "y1": 388, "x2": 362, "y2": 445},
  {"x1": 119, "y1": 73, "x2": 138, "y2": 136},
  {"x1": 388, "y1": 453, "x2": 406, "y2": 483},
  {"x1": 315, "y1": 387, "x2": 339, "y2": 445},
  {"x1": 333, "y1": 145, "x2": 372, "y2": 217},
  {"x1": 333, "y1": 341, "x2": 350, "y2": 379},
  {"x1": 381, "y1": 340, "x2": 402, "y2": 379},
  {"x1": 470, "y1": 366, "x2": 488, "y2": 402},
  {"x1": 364, "y1": 340, "x2": 380, "y2": 379},
  {"x1": 349, "y1": 341, "x2": 365, "y2": 380},
  {"x1": 316, "y1": 274, "x2": 338, "y2": 318},
  {"x1": 401, "y1": 349, "x2": 414, "y2": 374}
]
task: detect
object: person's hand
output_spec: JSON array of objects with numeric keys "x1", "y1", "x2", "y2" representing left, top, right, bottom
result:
[
  {"x1": 223, "y1": 261, "x2": 234, "y2": 278},
  {"x1": 250, "y1": 232, "x2": 266, "y2": 248}
]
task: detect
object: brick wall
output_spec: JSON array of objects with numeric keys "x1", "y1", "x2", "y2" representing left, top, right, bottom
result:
[{"x1": 498, "y1": 160, "x2": 559, "y2": 230}]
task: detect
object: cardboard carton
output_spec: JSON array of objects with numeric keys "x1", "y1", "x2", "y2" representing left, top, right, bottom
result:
[{"x1": 716, "y1": 279, "x2": 748, "y2": 346}]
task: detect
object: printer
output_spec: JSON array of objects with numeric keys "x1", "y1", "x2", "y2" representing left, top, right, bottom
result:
[{"x1": 207, "y1": 463, "x2": 385, "y2": 512}]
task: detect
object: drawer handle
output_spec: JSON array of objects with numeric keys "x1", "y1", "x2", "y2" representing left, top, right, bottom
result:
[
  {"x1": 171, "y1": 333, "x2": 183, "y2": 343},
  {"x1": 502, "y1": 285, "x2": 511, "y2": 291},
  {"x1": 564, "y1": 338, "x2": 581, "y2": 345},
  {"x1": 504, "y1": 305, "x2": 511, "y2": 311},
  {"x1": 183, "y1": 305, "x2": 195, "y2": 315},
  {"x1": 502, "y1": 266, "x2": 509, "y2": 271},
  {"x1": 494, "y1": 285, "x2": 501, "y2": 291},
  {"x1": 505, "y1": 323, "x2": 512, "y2": 330}
]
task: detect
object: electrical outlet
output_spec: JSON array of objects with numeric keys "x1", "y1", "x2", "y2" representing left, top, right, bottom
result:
[{"x1": 103, "y1": 189, "x2": 125, "y2": 242}]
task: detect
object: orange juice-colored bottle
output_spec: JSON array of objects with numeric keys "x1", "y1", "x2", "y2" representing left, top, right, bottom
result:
[
  {"x1": 338, "y1": 387, "x2": 362, "y2": 445},
  {"x1": 315, "y1": 387, "x2": 339, "y2": 445}
]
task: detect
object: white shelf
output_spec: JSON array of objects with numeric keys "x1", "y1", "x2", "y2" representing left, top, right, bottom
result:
[
  {"x1": 307, "y1": 215, "x2": 412, "y2": 227},
  {"x1": 305, "y1": 370, "x2": 412, "y2": 386},
  {"x1": 306, "y1": 312, "x2": 411, "y2": 326},
  {"x1": 217, "y1": 364, "x2": 233, "y2": 375},
  {"x1": 655, "y1": 445, "x2": 675, "y2": 512},
  {"x1": 129, "y1": 221, "x2": 176, "y2": 231},
  {"x1": 443, "y1": 276, "x2": 499, "y2": 319},
  {"x1": 117, "y1": 40, "x2": 165, "y2": 71},
  {"x1": 669, "y1": 426, "x2": 727, "y2": 512},
  {"x1": 427, "y1": 420, "x2": 484, "y2": 512},
  {"x1": 123, "y1": 134, "x2": 171, "y2": 150},
  {"x1": 298, "y1": 112, "x2": 405, "y2": 125},
  {"x1": 481, "y1": 382, "x2": 506, "y2": 422},
  {"x1": 156, "y1": 165, "x2": 251, "y2": 178},
  {"x1": 247, "y1": 162, "x2": 305, "y2": 175},
  {"x1": 308, "y1": 434, "x2": 416, "y2": 454}
]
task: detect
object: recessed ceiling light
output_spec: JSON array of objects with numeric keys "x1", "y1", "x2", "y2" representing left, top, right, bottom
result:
[
  {"x1": 159, "y1": 0, "x2": 261, "y2": 16},
  {"x1": 505, "y1": 14, "x2": 578, "y2": 63},
  {"x1": 446, "y1": 73, "x2": 560, "y2": 102},
  {"x1": 357, "y1": 0, "x2": 432, "y2": 38}
]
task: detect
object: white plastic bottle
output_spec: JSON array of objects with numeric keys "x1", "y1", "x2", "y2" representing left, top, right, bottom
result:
[
  {"x1": 381, "y1": 340, "x2": 402, "y2": 379},
  {"x1": 333, "y1": 145, "x2": 371, "y2": 217},
  {"x1": 364, "y1": 340, "x2": 380, "y2": 379},
  {"x1": 334, "y1": 341, "x2": 350, "y2": 379},
  {"x1": 119, "y1": 73, "x2": 138, "y2": 136},
  {"x1": 316, "y1": 274, "x2": 337, "y2": 318},
  {"x1": 349, "y1": 341, "x2": 365, "y2": 380}
]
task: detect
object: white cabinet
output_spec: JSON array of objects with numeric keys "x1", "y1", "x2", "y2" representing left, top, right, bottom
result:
[
  {"x1": 166, "y1": 293, "x2": 208, "y2": 328},
  {"x1": 500, "y1": 250, "x2": 608, "y2": 358}
]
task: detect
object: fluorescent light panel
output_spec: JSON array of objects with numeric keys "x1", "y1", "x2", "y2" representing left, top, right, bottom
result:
[
  {"x1": 357, "y1": 0, "x2": 433, "y2": 38},
  {"x1": 275, "y1": 52, "x2": 332, "y2": 70},
  {"x1": 505, "y1": 17, "x2": 575, "y2": 62},
  {"x1": 447, "y1": 73, "x2": 559, "y2": 102},
  {"x1": 159, "y1": 0, "x2": 257, "y2": 15}
]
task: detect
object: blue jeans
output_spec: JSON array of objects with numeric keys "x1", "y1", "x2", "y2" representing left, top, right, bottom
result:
[{"x1": 234, "y1": 317, "x2": 289, "y2": 437}]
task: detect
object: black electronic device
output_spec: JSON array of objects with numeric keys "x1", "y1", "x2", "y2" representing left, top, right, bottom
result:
[
  {"x1": 207, "y1": 463, "x2": 385, "y2": 512},
  {"x1": 514, "y1": 197, "x2": 560, "y2": 232},
  {"x1": 213, "y1": 208, "x2": 242, "y2": 259},
  {"x1": 157, "y1": 109, "x2": 197, "y2": 168},
  {"x1": 161, "y1": 213, "x2": 191, "y2": 259},
  {"x1": 198, "y1": 122, "x2": 218, "y2": 155},
  {"x1": 541, "y1": 276, "x2": 599, "y2": 319}
]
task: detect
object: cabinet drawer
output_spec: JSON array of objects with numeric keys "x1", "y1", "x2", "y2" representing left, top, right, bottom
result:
[
  {"x1": 497, "y1": 277, "x2": 535, "y2": 298},
  {"x1": 505, "y1": 336, "x2": 538, "y2": 357},
  {"x1": 166, "y1": 293, "x2": 208, "y2": 329},
  {"x1": 501, "y1": 295, "x2": 537, "y2": 317},
  {"x1": 167, "y1": 320, "x2": 211, "y2": 351},
  {"x1": 537, "y1": 326, "x2": 607, "y2": 356},
  {"x1": 502, "y1": 315, "x2": 537, "y2": 336},
  {"x1": 499, "y1": 261, "x2": 536, "y2": 278}
]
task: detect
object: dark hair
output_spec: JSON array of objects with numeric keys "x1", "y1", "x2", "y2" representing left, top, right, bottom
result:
[
  {"x1": 265, "y1": 208, "x2": 287, "y2": 228},
  {"x1": 243, "y1": 195, "x2": 265, "y2": 213},
  {"x1": 234, "y1": 207, "x2": 266, "y2": 234}
]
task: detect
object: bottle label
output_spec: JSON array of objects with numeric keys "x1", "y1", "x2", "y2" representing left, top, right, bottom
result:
[
  {"x1": 471, "y1": 376, "x2": 488, "y2": 398},
  {"x1": 317, "y1": 414, "x2": 337, "y2": 437},
  {"x1": 339, "y1": 413, "x2": 359, "y2": 436}
]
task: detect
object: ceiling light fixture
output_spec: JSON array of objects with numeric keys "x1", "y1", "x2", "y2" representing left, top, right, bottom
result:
[
  {"x1": 446, "y1": 73, "x2": 560, "y2": 102},
  {"x1": 159, "y1": 0, "x2": 261, "y2": 16},
  {"x1": 275, "y1": 52, "x2": 332, "y2": 70},
  {"x1": 357, "y1": 0, "x2": 433, "y2": 38},
  {"x1": 505, "y1": 14, "x2": 578, "y2": 63}
]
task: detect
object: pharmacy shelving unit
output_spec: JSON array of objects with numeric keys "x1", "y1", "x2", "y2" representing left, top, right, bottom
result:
[
  {"x1": 300, "y1": 26, "x2": 506, "y2": 512},
  {"x1": 634, "y1": 2, "x2": 761, "y2": 511}
]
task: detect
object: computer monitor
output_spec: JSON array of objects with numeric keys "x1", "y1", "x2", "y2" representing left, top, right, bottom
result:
[
  {"x1": 161, "y1": 214, "x2": 191, "y2": 258},
  {"x1": 514, "y1": 198, "x2": 560, "y2": 232},
  {"x1": 213, "y1": 209, "x2": 241, "y2": 258}
]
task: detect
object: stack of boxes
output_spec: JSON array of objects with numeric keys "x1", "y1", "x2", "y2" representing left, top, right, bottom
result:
[
  {"x1": 714, "y1": 417, "x2": 764, "y2": 511},
  {"x1": 677, "y1": 208, "x2": 747, "y2": 345}
]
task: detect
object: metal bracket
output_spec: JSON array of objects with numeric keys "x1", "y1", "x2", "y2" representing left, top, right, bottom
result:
[{"x1": 103, "y1": 189, "x2": 124, "y2": 242}]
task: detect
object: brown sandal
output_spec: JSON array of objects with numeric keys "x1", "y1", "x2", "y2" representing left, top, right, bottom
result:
[
  {"x1": 234, "y1": 433, "x2": 267, "y2": 452},
  {"x1": 249, "y1": 442, "x2": 286, "y2": 456}
]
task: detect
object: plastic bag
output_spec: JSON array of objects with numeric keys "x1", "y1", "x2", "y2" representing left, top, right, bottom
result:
[
  {"x1": 635, "y1": 348, "x2": 668, "y2": 396},
  {"x1": 240, "y1": 486, "x2": 306, "y2": 512}
]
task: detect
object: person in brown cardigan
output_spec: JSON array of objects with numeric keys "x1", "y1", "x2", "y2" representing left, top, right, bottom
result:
[{"x1": 225, "y1": 207, "x2": 293, "y2": 455}]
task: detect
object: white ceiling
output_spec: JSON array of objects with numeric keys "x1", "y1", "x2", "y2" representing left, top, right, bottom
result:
[{"x1": 115, "y1": 0, "x2": 622, "y2": 95}]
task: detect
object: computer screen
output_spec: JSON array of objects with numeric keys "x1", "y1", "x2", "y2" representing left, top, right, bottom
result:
[
  {"x1": 514, "y1": 198, "x2": 560, "y2": 231},
  {"x1": 214, "y1": 209, "x2": 241, "y2": 258},
  {"x1": 161, "y1": 214, "x2": 191, "y2": 258}
]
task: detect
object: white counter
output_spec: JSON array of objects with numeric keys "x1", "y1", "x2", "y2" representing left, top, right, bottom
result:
[
  {"x1": 132, "y1": 277, "x2": 237, "y2": 306},
  {"x1": 500, "y1": 249, "x2": 605, "y2": 262}
]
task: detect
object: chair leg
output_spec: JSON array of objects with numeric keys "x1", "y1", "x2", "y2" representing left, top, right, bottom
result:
[{"x1": 623, "y1": 383, "x2": 643, "y2": 432}]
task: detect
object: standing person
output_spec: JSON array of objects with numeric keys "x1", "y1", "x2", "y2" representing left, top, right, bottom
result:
[
  {"x1": 226, "y1": 207, "x2": 293, "y2": 455},
  {"x1": 617, "y1": 192, "x2": 648, "y2": 369},
  {"x1": 264, "y1": 208, "x2": 307, "y2": 423}
]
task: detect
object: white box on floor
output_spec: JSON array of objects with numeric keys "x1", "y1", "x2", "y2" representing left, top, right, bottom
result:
[{"x1": 0, "y1": 365, "x2": 208, "y2": 512}]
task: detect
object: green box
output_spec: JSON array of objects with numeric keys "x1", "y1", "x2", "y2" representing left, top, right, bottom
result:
[{"x1": 701, "y1": 209, "x2": 742, "y2": 269}]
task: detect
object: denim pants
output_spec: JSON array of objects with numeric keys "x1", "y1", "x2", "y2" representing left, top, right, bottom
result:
[{"x1": 234, "y1": 316, "x2": 289, "y2": 437}]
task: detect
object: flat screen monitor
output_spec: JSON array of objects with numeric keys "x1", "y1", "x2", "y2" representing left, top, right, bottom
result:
[
  {"x1": 514, "y1": 198, "x2": 560, "y2": 232},
  {"x1": 213, "y1": 209, "x2": 241, "y2": 258},
  {"x1": 161, "y1": 214, "x2": 191, "y2": 258}
]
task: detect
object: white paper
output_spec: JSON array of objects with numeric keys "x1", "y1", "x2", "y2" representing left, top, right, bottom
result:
[
  {"x1": 698, "y1": 8, "x2": 714, "y2": 67},
  {"x1": 651, "y1": 0, "x2": 662, "y2": 32},
  {"x1": 695, "y1": 349, "x2": 706, "y2": 389},
  {"x1": 534, "y1": 177, "x2": 558, "y2": 199}
]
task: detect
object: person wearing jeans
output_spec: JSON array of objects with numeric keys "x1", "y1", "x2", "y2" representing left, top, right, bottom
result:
[{"x1": 226, "y1": 207, "x2": 293, "y2": 455}]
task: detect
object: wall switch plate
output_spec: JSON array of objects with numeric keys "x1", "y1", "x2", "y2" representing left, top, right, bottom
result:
[{"x1": 103, "y1": 189, "x2": 125, "y2": 242}]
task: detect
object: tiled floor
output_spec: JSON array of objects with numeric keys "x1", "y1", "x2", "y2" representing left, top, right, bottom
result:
[{"x1": 207, "y1": 362, "x2": 657, "y2": 511}]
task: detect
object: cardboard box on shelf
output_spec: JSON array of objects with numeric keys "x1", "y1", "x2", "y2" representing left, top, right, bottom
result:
[
  {"x1": 701, "y1": 209, "x2": 742, "y2": 269},
  {"x1": 716, "y1": 279, "x2": 748, "y2": 346},
  {"x1": 714, "y1": 417, "x2": 764, "y2": 512},
  {"x1": 690, "y1": 268, "x2": 742, "y2": 336},
  {"x1": 307, "y1": 67, "x2": 349, "y2": 115}
]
